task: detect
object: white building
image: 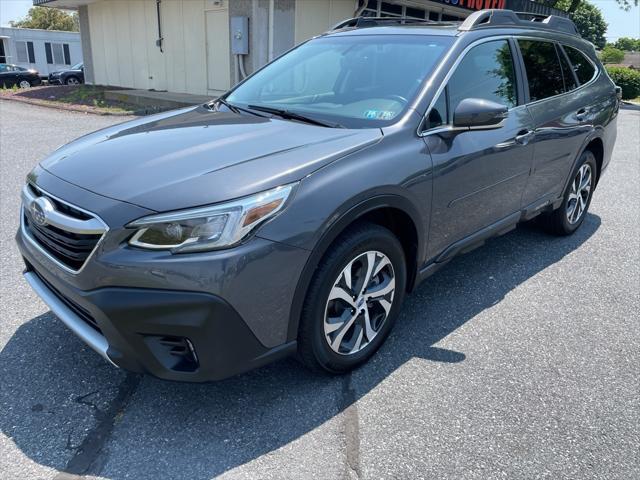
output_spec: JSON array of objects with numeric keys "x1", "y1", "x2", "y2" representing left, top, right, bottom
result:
[
  {"x1": 0, "y1": 26, "x2": 82, "y2": 76},
  {"x1": 33, "y1": 0, "x2": 564, "y2": 96}
]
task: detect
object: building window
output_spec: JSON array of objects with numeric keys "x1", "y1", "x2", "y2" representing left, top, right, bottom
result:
[
  {"x1": 16, "y1": 41, "x2": 36, "y2": 63},
  {"x1": 0, "y1": 40, "x2": 6, "y2": 63},
  {"x1": 44, "y1": 42, "x2": 71, "y2": 65},
  {"x1": 360, "y1": 0, "x2": 458, "y2": 22}
]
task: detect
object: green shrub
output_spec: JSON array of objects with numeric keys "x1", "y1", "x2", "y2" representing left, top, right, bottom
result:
[
  {"x1": 606, "y1": 66, "x2": 640, "y2": 100},
  {"x1": 600, "y1": 46, "x2": 625, "y2": 64}
]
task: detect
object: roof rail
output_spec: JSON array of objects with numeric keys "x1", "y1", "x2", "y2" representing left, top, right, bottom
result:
[
  {"x1": 459, "y1": 9, "x2": 579, "y2": 37},
  {"x1": 331, "y1": 16, "x2": 449, "y2": 31}
]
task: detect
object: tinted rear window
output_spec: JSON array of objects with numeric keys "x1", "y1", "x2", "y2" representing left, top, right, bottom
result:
[
  {"x1": 518, "y1": 40, "x2": 564, "y2": 101},
  {"x1": 563, "y1": 45, "x2": 597, "y2": 85},
  {"x1": 557, "y1": 45, "x2": 578, "y2": 92}
]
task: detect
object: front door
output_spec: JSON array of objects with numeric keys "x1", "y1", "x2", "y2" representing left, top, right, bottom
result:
[{"x1": 422, "y1": 39, "x2": 536, "y2": 259}]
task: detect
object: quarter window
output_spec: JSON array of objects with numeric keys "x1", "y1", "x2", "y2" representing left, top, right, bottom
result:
[
  {"x1": 557, "y1": 45, "x2": 578, "y2": 91},
  {"x1": 563, "y1": 45, "x2": 597, "y2": 85},
  {"x1": 518, "y1": 40, "x2": 565, "y2": 101},
  {"x1": 427, "y1": 89, "x2": 448, "y2": 129},
  {"x1": 448, "y1": 40, "x2": 517, "y2": 112}
]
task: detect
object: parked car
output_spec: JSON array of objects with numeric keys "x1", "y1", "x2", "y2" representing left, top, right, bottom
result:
[
  {"x1": 17, "y1": 10, "x2": 618, "y2": 382},
  {"x1": 0, "y1": 64, "x2": 41, "y2": 88},
  {"x1": 48, "y1": 62, "x2": 84, "y2": 85}
]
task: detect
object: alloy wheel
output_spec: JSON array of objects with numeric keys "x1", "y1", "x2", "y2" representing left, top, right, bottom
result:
[
  {"x1": 19, "y1": 80, "x2": 31, "y2": 89},
  {"x1": 67, "y1": 77, "x2": 80, "y2": 85},
  {"x1": 324, "y1": 250, "x2": 396, "y2": 355},
  {"x1": 566, "y1": 163, "x2": 592, "y2": 224}
]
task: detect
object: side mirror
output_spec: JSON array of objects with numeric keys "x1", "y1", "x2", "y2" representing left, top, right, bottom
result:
[{"x1": 453, "y1": 98, "x2": 508, "y2": 129}]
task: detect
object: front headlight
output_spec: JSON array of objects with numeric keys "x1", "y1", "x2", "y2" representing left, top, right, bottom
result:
[{"x1": 127, "y1": 183, "x2": 296, "y2": 253}]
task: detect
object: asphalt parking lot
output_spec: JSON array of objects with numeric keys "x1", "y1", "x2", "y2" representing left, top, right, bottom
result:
[{"x1": 0, "y1": 100, "x2": 638, "y2": 480}]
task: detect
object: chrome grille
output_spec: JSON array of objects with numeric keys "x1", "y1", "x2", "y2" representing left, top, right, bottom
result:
[{"x1": 21, "y1": 183, "x2": 107, "y2": 273}]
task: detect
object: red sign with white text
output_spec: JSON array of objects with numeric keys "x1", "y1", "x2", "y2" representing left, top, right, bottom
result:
[{"x1": 436, "y1": 0, "x2": 508, "y2": 10}]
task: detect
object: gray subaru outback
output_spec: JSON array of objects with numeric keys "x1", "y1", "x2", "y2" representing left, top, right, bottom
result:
[{"x1": 17, "y1": 10, "x2": 619, "y2": 381}]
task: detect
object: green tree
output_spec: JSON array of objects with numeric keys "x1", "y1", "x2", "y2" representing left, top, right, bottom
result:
[
  {"x1": 600, "y1": 46, "x2": 626, "y2": 64},
  {"x1": 543, "y1": 0, "x2": 638, "y2": 12},
  {"x1": 9, "y1": 6, "x2": 79, "y2": 32},
  {"x1": 613, "y1": 37, "x2": 640, "y2": 51},
  {"x1": 555, "y1": 0, "x2": 607, "y2": 49}
]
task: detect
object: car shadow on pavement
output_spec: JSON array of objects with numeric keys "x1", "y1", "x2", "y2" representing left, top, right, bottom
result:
[{"x1": 0, "y1": 213, "x2": 601, "y2": 479}]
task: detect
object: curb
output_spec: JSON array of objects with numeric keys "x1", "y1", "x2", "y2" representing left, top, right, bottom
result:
[{"x1": 0, "y1": 95, "x2": 138, "y2": 116}]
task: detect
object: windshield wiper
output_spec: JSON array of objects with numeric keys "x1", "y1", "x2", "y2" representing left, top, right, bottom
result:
[
  {"x1": 247, "y1": 105, "x2": 344, "y2": 128},
  {"x1": 209, "y1": 98, "x2": 269, "y2": 118}
]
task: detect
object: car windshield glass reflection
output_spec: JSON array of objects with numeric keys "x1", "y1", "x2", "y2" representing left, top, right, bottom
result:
[{"x1": 227, "y1": 35, "x2": 453, "y2": 128}]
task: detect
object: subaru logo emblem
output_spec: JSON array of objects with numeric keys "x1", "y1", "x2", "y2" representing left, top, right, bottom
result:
[{"x1": 29, "y1": 197, "x2": 54, "y2": 227}]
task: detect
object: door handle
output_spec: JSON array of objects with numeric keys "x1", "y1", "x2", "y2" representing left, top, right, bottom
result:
[
  {"x1": 575, "y1": 108, "x2": 587, "y2": 121},
  {"x1": 514, "y1": 129, "x2": 535, "y2": 145}
]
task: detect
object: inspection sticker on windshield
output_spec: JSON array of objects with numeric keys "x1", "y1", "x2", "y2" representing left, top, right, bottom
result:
[{"x1": 364, "y1": 110, "x2": 394, "y2": 120}]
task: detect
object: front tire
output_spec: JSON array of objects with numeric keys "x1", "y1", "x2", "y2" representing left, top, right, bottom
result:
[
  {"x1": 18, "y1": 80, "x2": 31, "y2": 89},
  {"x1": 297, "y1": 223, "x2": 406, "y2": 373},
  {"x1": 541, "y1": 150, "x2": 597, "y2": 236}
]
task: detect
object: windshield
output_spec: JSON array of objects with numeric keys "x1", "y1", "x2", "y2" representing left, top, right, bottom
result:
[
  {"x1": 227, "y1": 35, "x2": 453, "y2": 128},
  {"x1": 71, "y1": 62, "x2": 83, "y2": 70}
]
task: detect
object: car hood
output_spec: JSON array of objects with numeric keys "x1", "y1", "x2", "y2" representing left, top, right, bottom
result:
[{"x1": 40, "y1": 106, "x2": 382, "y2": 212}]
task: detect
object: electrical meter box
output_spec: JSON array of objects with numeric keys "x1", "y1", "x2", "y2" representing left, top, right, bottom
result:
[{"x1": 231, "y1": 16, "x2": 249, "y2": 55}]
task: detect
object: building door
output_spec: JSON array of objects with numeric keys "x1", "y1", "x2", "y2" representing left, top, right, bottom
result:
[
  {"x1": 205, "y1": 8, "x2": 231, "y2": 93},
  {"x1": 0, "y1": 39, "x2": 6, "y2": 63}
]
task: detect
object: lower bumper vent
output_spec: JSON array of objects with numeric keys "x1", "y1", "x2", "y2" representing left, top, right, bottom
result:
[{"x1": 143, "y1": 335, "x2": 199, "y2": 372}]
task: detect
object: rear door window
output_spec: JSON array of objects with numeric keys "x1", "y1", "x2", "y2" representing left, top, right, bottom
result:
[
  {"x1": 563, "y1": 45, "x2": 597, "y2": 85},
  {"x1": 518, "y1": 40, "x2": 565, "y2": 101}
]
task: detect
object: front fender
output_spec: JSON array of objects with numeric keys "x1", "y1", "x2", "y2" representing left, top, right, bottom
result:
[{"x1": 257, "y1": 126, "x2": 433, "y2": 341}]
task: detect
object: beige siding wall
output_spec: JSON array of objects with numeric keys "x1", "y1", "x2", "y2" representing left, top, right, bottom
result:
[
  {"x1": 294, "y1": 0, "x2": 356, "y2": 45},
  {"x1": 87, "y1": 0, "x2": 228, "y2": 95}
]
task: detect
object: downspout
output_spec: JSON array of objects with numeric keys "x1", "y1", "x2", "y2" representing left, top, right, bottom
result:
[
  {"x1": 268, "y1": 0, "x2": 274, "y2": 61},
  {"x1": 155, "y1": 0, "x2": 164, "y2": 53}
]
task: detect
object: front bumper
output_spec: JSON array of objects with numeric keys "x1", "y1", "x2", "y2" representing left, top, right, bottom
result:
[
  {"x1": 20, "y1": 260, "x2": 296, "y2": 381},
  {"x1": 15, "y1": 170, "x2": 309, "y2": 381}
]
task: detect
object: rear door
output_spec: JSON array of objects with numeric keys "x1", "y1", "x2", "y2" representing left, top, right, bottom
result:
[
  {"x1": 516, "y1": 39, "x2": 592, "y2": 206},
  {"x1": 422, "y1": 38, "x2": 536, "y2": 259}
]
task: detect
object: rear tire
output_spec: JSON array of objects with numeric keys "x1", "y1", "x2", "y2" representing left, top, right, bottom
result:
[
  {"x1": 297, "y1": 223, "x2": 406, "y2": 373},
  {"x1": 65, "y1": 76, "x2": 81, "y2": 86},
  {"x1": 540, "y1": 150, "x2": 597, "y2": 236}
]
